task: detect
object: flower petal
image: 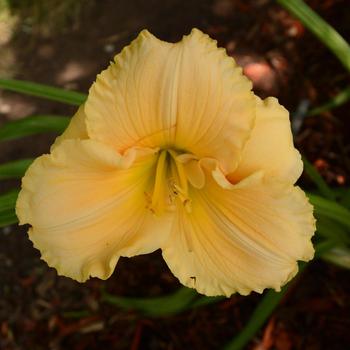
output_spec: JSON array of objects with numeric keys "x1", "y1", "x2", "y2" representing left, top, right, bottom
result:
[
  {"x1": 51, "y1": 104, "x2": 89, "y2": 150},
  {"x1": 16, "y1": 139, "x2": 171, "y2": 282},
  {"x1": 162, "y1": 170, "x2": 315, "y2": 296},
  {"x1": 228, "y1": 96, "x2": 303, "y2": 184},
  {"x1": 85, "y1": 29, "x2": 255, "y2": 172}
]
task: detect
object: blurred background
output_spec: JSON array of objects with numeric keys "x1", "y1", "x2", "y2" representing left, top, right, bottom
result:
[{"x1": 0, "y1": 0, "x2": 349, "y2": 349}]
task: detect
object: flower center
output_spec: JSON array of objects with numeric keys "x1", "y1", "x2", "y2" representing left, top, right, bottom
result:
[{"x1": 149, "y1": 149, "x2": 192, "y2": 215}]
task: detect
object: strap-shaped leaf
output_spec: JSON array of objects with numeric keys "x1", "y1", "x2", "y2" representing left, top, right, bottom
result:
[
  {"x1": 338, "y1": 189, "x2": 350, "y2": 210},
  {"x1": 0, "y1": 158, "x2": 33, "y2": 180},
  {"x1": 102, "y1": 287, "x2": 198, "y2": 317},
  {"x1": 309, "y1": 193, "x2": 350, "y2": 229},
  {"x1": 0, "y1": 79, "x2": 87, "y2": 105},
  {"x1": 0, "y1": 115, "x2": 70, "y2": 141},
  {"x1": 0, "y1": 190, "x2": 19, "y2": 228},
  {"x1": 322, "y1": 246, "x2": 350, "y2": 269},
  {"x1": 303, "y1": 157, "x2": 336, "y2": 200},
  {"x1": 277, "y1": 0, "x2": 350, "y2": 72},
  {"x1": 223, "y1": 242, "x2": 331, "y2": 350},
  {"x1": 316, "y1": 215, "x2": 350, "y2": 244},
  {"x1": 308, "y1": 86, "x2": 350, "y2": 116},
  {"x1": 223, "y1": 286, "x2": 290, "y2": 350}
]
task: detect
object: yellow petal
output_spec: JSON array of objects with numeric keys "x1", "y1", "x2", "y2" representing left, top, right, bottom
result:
[
  {"x1": 162, "y1": 170, "x2": 315, "y2": 296},
  {"x1": 85, "y1": 29, "x2": 255, "y2": 172},
  {"x1": 183, "y1": 158, "x2": 205, "y2": 189},
  {"x1": 16, "y1": 139, "x2": 171, "y2": 282},
  {"x1": 51, "y1": 104, "x2": 89, "y2": 150},
  {"x1": 228, "y1": 96, "x2": 303, "y2": 184}
]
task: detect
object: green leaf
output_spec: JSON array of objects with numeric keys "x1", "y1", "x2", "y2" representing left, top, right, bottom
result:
[
  {"x1": 223, "y1": 287, "x2": 289, "y2": 350},
  {"x1": 277, "y1": 0, "x2": 350, "y2": 72},
  {"x1": 223, "y1": 242, "x2": 329, "y2": 350},
  {"x1": 303, "y1": 157, "x2": 336, "y2": 200},
  {"x1": 0, "y1": 210, "x2": 18, "y2": 227},
  {"x1": 0, "y1": 115, "x2": 70, "y2": 141},
  {"x1": 332, "y1": 187, "x2": 350, "y2": 210},
  {"x1": 339, "y1": 190, "x2": 350, "y2": 210},
  {"x1": 0, "y1": 189, "x2": 18, "y2": 210},
  {"x1": 0, "y1": 78, "x2": 87, "y2": 105},
  {"x1": 308, "y1": 86, "x2": 350, "y2": 116},
  {"x1": 191, "y1": 295, "x2": 225, "y2": 309},
  {"x1": 102, "y1": 287, "x2": 198, "y2": 317},
  {"x1": 0, "y1": 158, "x2": 33, "y2": 180},
  {"x1": 314, "y1": 240, "x2": 338, "y2": 257},
  {"x1": 308, "y1": 193, "x2": 350, "y2": 229},
  {"x1": 316, "y1": 215, "x2": 350, "y2": 244},
  {"x1": 0, "y1": 190, "x2": 19, "y2": 228},
  {"x1": 321, "y1": 246, "x2": 350, "y2": 269}
]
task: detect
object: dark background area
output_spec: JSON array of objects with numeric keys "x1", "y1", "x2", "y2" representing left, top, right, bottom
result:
[{"x1": 0, "y1": 0, "x2": 350, "y2": 349}]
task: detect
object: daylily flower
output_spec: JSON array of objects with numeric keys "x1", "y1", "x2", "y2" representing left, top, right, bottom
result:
[{"x1": 16, "y1": 29, "x2": 315, "y2": 297}]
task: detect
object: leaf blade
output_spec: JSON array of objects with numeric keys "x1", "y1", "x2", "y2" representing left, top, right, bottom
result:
[
  {"x1": 0, "y1": 78, "x2": 87, "y2": 105},
  {"x1": 308, "y1": 86, "x2": 350, "y2": 116},
  {"x1": 0, "y1": 190, "x2": 19, "y2": 228},
  {"x1": 277, "y1": 0, "x2": 350, "y2": 72},
  {"x1": 303, "y1": 157, "x2": 336, "y2": 200},
  {"x1": 223, "y1": 242, "x2": 329, "y2": 350},
  {"x1": 0, "y1": 115, "x2": 70, "y2": 141},
  {"x1": 102, "y1": 287, "x2": 198, "y2": 317},
  {"x1": 0, "y1": 158, "x2": 33, "y2": 180},
  {"x1": 309, "y1": 193, "x2": 350, "y2": 229}
]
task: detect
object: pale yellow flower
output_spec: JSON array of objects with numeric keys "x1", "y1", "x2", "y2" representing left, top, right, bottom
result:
[{"x1": 16, "y1": 29, "x2": 315, "y2": 297}]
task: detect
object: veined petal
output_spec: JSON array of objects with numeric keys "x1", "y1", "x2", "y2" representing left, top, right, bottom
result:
[
  {"x1": 16, "y1": 139, "x2": 171, "y2": 282},
  {"x1": 228, "y1": 96, "x2": 303, "y2": 184},
  {"x1": 85, "y1": 29, "x2": 255, "y2": 172},
  {"x1": 51, "y1": 104, "x2": 89, "y2": 150},
  {"x1": 162, "y1": 170, "x2": 315, "y2": 297}
]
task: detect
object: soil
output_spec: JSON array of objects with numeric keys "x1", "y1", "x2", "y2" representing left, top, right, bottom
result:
[{"x1": 0, "y1": 0, "x2": 350, "y2": 349}]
